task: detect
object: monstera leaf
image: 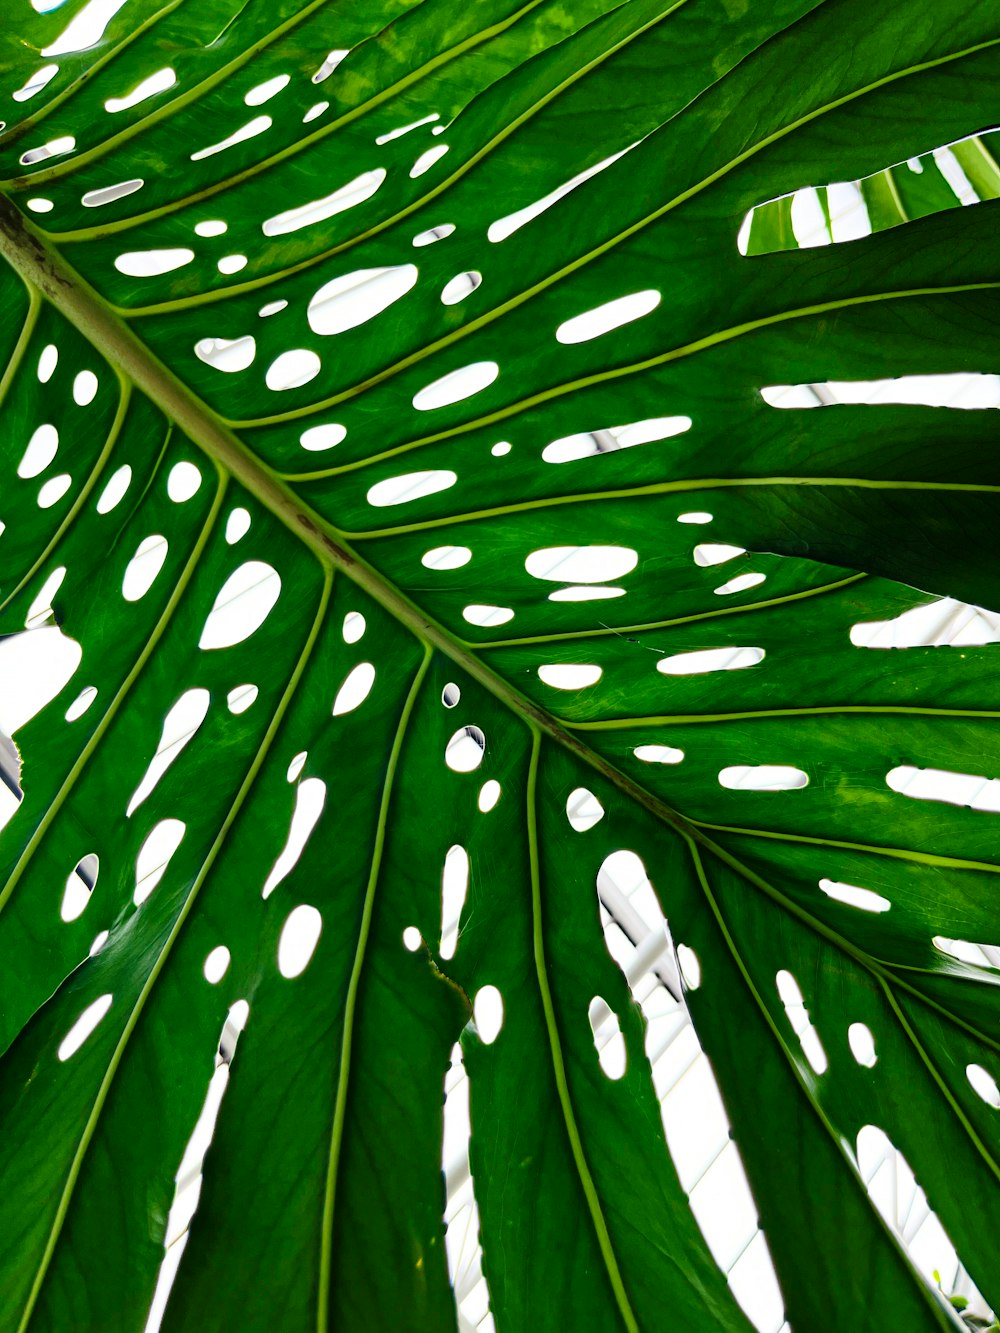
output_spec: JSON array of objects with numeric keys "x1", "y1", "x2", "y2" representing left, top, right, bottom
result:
[{"x1": 2, "y1": 1, "x2": 1000, "y2": 1329}]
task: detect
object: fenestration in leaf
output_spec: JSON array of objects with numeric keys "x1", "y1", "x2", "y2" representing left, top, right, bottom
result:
[{"x1": 0, "y1": 0, "x2": 998, "y2": 1329}]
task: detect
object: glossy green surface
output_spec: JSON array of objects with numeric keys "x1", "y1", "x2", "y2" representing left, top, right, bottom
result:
[{"x1": 0, "y1": 0, "x2": 999, "y2": 1328}]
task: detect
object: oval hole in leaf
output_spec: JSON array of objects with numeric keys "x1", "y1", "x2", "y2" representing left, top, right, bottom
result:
[
  {"x1": 445, "y1": 726, "x2": 485, "y2": 773},
  {"x1": 277, "y1": 904, "x2": 322, "y2": 978},
  {"x1": 413, "y1": 362, "x2": 498, "y2": 411},
  {"x1": 57, "y1": 994, "x2": 112, "y2": 1061},
  {"x1": 566, "y1": 787, "x2": 604, "y2": 831},
  {"x1": 332, "y1": 662, "x2": 375, "y2": 715},
  {"x1": 122, "y1": 535, "x2": 168, "y2": 602},
  {"x1": 526, "y1": 545, "x2": 637, "y2": 583},
  {"x1": 588, "y1": 997, "x2": 626, "y2": 1079},
  {"x1": 307, "y1": 265, "x2": 418, "y2": 336},
  {"x1": 204, "y1": 946, "x2": 231, "y2": 984},
  {"x1": 474, "y1": 985, "x2": 503, "y2": 1044},
  {"x1": 367, "y1": 470, "x2": 456, "y2": 507},
  {"x1": 538, "y1": 664, "x2": 602, "y2": 690},
  {"x1": 135, "y1": 818, "x2": 185, "y2": 904},
  {"x1": 199, "y1": 562, "x2": 281, "y2": 650}
]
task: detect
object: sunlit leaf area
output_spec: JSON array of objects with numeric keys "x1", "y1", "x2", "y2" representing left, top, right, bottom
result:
[{"x1": 1, "y1": 0, "x2": 1000, "y2": 1329}]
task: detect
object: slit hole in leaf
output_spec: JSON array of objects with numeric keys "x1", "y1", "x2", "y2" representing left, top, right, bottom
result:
[{"x1": 57, "y1": 993, "x2": 112, "y2": 1061}]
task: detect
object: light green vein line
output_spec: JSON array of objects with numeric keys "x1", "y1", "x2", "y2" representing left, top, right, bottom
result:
[
  {"x1": 15, "y1": 565, "x2": 332, "y2": 1333},
  {"x1": 0, "y1": 375, "x2": 131, "y2": 618},
  {"x1": 113, "y1": 0, "x2": 687, "y2": 312},
  {"x1": 0, "y1": 0, "x2": 333, "y2": 186},
  {"x1": 238, "y1": 33, "x2": 1000, "y2": 431},
  {"x1": 688, "y1": 820, "x2": 1000, "y2": 876},
  {"x1": 0, "y1": 0, "x2": 183, "y2": 152},
  {"x1": 0, "y1": 470, "x2": 228, "y2": 919},
  {"x1": 880, "y1": 979, "x2": 1000, "y2": 1187},
  {"x1": 0, "y1": 284, "x2": 40, "y2": 417},
  {"x1": 526, "y1": 729, "x2": 639, "y2": 1333},
  {"x1": 570, "y1": 704, "x2": 1000, "y2": 731},
  {"x1": 318, "y1": 645, "x2": 432, "y2": 1333},
  {"x1": 35, "y1": 0, "x2": 552, "y2": 235},
  {"x1": 343, "y1": 458, "x2": 1000, "y2": 540},
  {"x1": 476, "y1": 573, "x2": 866, "y2": 648},
  {"x1": 685, "y1": 838, "x2": 960, "y2": 1332}
]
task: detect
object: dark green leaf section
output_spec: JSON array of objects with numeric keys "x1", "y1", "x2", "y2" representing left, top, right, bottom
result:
[{"x1": 2, "y1": 1, "x2": 1000, "y2": 1330}]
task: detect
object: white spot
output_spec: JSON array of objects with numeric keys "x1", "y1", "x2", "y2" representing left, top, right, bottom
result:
[
  {"x1": 312, "y1": 49, "x2": 349, "y2": 83},
  {"x1": 556, "y1": 289, "x2": 660, "y2": 345},
  {"x1": 525, "y1": 545, "x2": 637, "y2": 584},
  {"x1": 43, "y1": 0, "x2": 131, "y2": 54},
  {"x1": 195, "y1": 335, "x2": 256, "y2": 373},
  {"x1": 65, "y1": 685, "x2": 97, "y2": 722},
  {"x1": 852, "y1": 597, "x2": 1000, "y2": 649},
  {"x1": 343, "y1": 612, "x2": 366, "y2": 644},
  {"x1": 20, "y1": 135, "x2": 75, "y2": 166},
  {"x1": 217, "y1": 254, "x2": 248, "y2": 275},
  {"x1": 89, "y1": 930, "x2": 108, "y2": 956},
  {"x1": 442, "y1": 683, "x2": 460, "y2": 708},
  {"x1": 403, "y1": 926, "x2": 422, "y2": 951},
  {"x1": 588, "y1": 996, "x2": 626, "y2": 1079},
  {"x1": 720, "y1": 765, "x2": 807, "y2": 791},
  {"x1": 115, "y1": 248, "x2": 194, "y2": 277},
  {"x1": 367, "y1": 469, "x2": 456, "y2": 507},
  {"x1": 105, "y1": 66, "x2": 176, "y2": 112},
  {"x1": 37, "y1": 345, "x2": 58, "y2": 383},
  {"x1": 461, "y1": 604, "x2": 514, "y2": 628},
  {"x1": 676, "y1": 944, "x2": 701, "y2": 990},
  {"x1": 887, "y1": 765, "x2": 1000, "y2": 813},
  {"x1": 96, "y1": 464, "x2": 131, "y2": 513},
  {"x1": 61, "y1": 853, "x2": 98, "y2": 922},
  {"x1": 441, "y1": 271, "x2": 481, "y2": 305},
  {"x1": 303, "y1": 102, "x2": 328, "y2": 123},
  {"x1": 421, "y1": 545, "x2": 471, "y2": 570},
  {"x1": 13, "y1": 64, "x2": 59, "y2": 103},
  {"x1": 413, "y1": 224, "x2": 455, "y2": 247},
  {"x1": 307, "y1": 265, "x2": 418, "y2": 336},
  {"x1": 376, "y1": 113, "x2": 439, "y2": 145},
  {"x1": 548, "y1": 586, "x2": 624, "y2": 602},
  {"x1": 776, "y1": 970, "x2": 827, "y2": 1074},
  {"x1": 410, "y1": 144, "x2": 449, "y2": 178},
  {"x1": 262, "y1": 779, "x2": 327, "y2": 899},
  {"x1": 194, "y1": 220, "x2": 227, "y2": 238},
  {"x1": 286, "y1": 751, "x2": 307, "y2": 783},
  {"x1": 566, "y1": 787, "x2": 604, "y2": 832},
  {"x1": 263, "y1": 169, "x2": 385, "y2": 236},
  {"x1": 678, "y1": 511, "x2": 713, "y2": 525},
  {"x1": 57, "y1": 993, "x2": 113, "y2": 1061},
  {"x1": 226, "y1": 684, "x2": 257, "y2": 714},
  {"x1": 258, "y1": 299, "x2": 287, "y2": 317},
  {"x1": 73, "y1": 371, "x2": 99, "y2": 405},
  {"x1": 167, "y1": 461, "x2": 202, "y2": 503},
  {"x1": 543, "y1": 415, "x2": 690, "y2": 464},
  {"x1": 413, "y1": 362, "x2": 498, "y2": 411},
  {"x1": 488, "y1": 149, "x2": 629, "y2": 243},
  {"x1": 225, "y1": 508, "x2": 250, "y2": 544},
  {"x1": 135, "y1": 818, "x2": 186, "y2": 904},
  {"x1": 19, "y1": 424, "x2": 59, "y2": 479},
  {"x1": 694, "y1": 543, "x2": 745, "y2": 568},
  {"x1": 199, "y1": 561, "x2": 281, "y2": 650},
  {"x1": 25, "y1": 566, "x2": 66, "y2": 628},
  {"x1": 538, "y1": 664, "x2": 602, "y2": 690},
  {"x1": 38, "y1": 474, "x2": 71, "y2": 508},
  {"x1": 934, "y1": 937, "x2": 1000, "y2": 969},
  {"x1": 191, "y1": 115, "x2": 272, "y2": 162},
  {"x1": 658, "y1": 647, "x2": 764, "y2": 676},
  {"x1": 82, "y1": 178, "x2": 143, "y2": 208},
  {"x1": 332, "y1": 662, "x2": 375, "y2": 716},
  {"x1": 819, "y1": 879, "x2": 891, "y2": 913},
  {"x1": 300, "y1": 423, "x2": 346, "y2": 451},
  {"x1": 439, "y1": 844, "x2": 469, "y2": 960},
  {"x1": 473, "y1": 985, "x2": 503, "y2": 1044},
  {"x1": 277, "y1": 904, "x2": 323, "y2": 978},
  {"x1": 478, "y1": 780, "x2": 501, "y2": 813},
  {"x1": 848, "y1": 1023, "x2": 877, "y2": 1068},
  {"x1": 714, "y1": 573, "x2": 766, "y2": 596},
  {"x1": 634, "y1": 744, "x2": 684, "y2": 764},
  {"x1": 26, "y1": 198, "x2": 54, "y2": 213},
  {"x1": 203, "y1": 946, "x2": 231, "y2": 984},
  {"x1": 122, "y1": 535, "x2": 168, "y2": 602},
  {"x1": 446, "y1": 726, "x2": 485, "y2": 773},
  {"x1": 761, "y1": 374, "x2": 1000, "y2": 410},
  {"x1": 245, "y1": 73, "x2": 289, "y2": 106},
  {"x1": 967, "y1": 1063, "x2": 1000, "y2": 1108},
  {"x1": 490, "y1": 441, "x2": 511, "y2": 457},
  {"x1": 265, "y1": 349, "x2": 321, "y2": 391},
  {"x1": 127, "y1": 688, "x2": 210, "y2": 817}
]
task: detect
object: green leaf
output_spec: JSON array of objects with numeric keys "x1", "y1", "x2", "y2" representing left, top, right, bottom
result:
[{"x1": 0, "y1": 1, "x2": 998, "y2": 1329}]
